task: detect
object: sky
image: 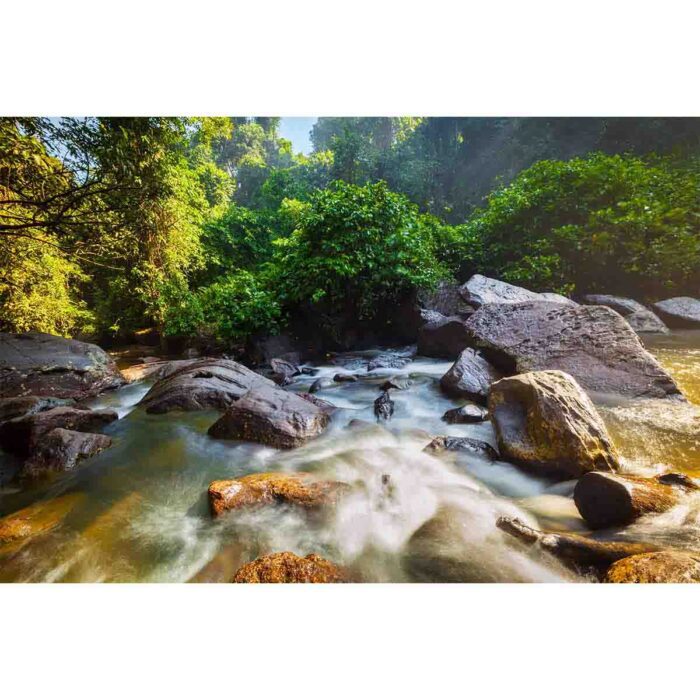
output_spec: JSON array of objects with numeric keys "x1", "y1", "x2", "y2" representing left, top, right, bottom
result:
[{"x1": 279, "y1": 117, "x2": 316, "y2": 155}]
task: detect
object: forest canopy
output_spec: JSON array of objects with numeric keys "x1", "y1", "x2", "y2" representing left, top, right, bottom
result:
[{"x1": 1, "y1": 117, "x2": 699, "y2": 347}]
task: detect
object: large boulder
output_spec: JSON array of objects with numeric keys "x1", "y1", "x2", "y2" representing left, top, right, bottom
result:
[
  {"x1": 207, "y1": 384, "x2": 331, "y2": 448},
  {"x1": 208, "y1": 471, "x2": 346, "y2": 517},
  {"x1": 418, "y1": 281, "x2": 475, "y2": 318},
  {"x1": 582, "y1": 294, "x2": 668, "y2": 334},
  {"x1": 465, "y1": 301, "x2": 683, "y2": 400},
  {"x1": 439, "y1": 348, "x2": 501, "y2": 404},
  {"x1": 573, "y1": 471, "x2": 698, "y2": 529},
  {"x1": 652, "y1": 297, "x2": 700, "y2": 328},
  {"x1": 488, "y1": 371, "x2": 619, "y2": 479},
  {"x1": 120, "y1": 358, "x2": 203, "y2": 383},
  {"x1": 417, "y1": 312, "x2": 471, "y2": 359},
  {"x1": 138, "y1": 358, "x2": 273, "y2": 414},
  {"x1": 605, "y1": 551, "x2": 700, "y2": 583},
  {"x1": 0, "y1": 405, "x2": 117, "y2": 457},
  {"x1": 20, "y1": 428, "x2": 112, "y2": 480},
  {"x1": 232, "y1": 552, "x2": 350, "y2": 583},
  {"x1": 459, "y1": 274, "x2": 543, "y2": 307},
  {"x1": 0, "y1": 332, "x2": 124, "y2": 400}
]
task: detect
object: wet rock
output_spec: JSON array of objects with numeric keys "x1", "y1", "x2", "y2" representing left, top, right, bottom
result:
[
  {"x1": 582, "y1": 294, "x2": 668, "y2": 334},
  {"x1": 0, "y1": 395, "x2": 75, "y2": 422},
  {"x1": 0, "y1": 332, "x2": 125, "y2": 400},
  {"x1": 333, "y1": 373, "x2": 357, "y2": 383},
  {"x1": 374, "y1": 390, "x2": 395, "y2": 422},
  {"x1": 605, "y1": 551, "x2": 700, "y2": 583},
  {"x1": 207, "y1": 385, "x2": 330, "y2": 448},
  {"x1": 379, "y1": 377, "x2": 412, "y2": 391},
  {"x1": 295, "y1": 393, "x2": 337, "y2": 415},
  {"x1": 488, "y1": 371, "x2": 619, "y2": 479},
  {"x1": 138, "y1": 358, "x2": 273, "y2": 414},
  {"x1": 465, "y1": 301, "x2": 683, "y2": 400},
  {"x1": 573, "y1": 471, "x2": 698, "y2": 529},
  {"x1": 652, "y1": 297, "x2": 700, "y2": 329},
  {"x1": 120, "y1": 358, "x2": 202, "y2": 383},
  {"x1": 418, "y1": 281, "x2": 475, "y2": 318},
  {"x1": 367, "y1": 353, "x2": 413, "y2": 372},
  {"x1": 442, "y1": 404, "x2": 488, "y2": 424},
  {"x1": 309, "y1": 377, "x2": 334, "y2": 393},
  {"x1": 0, "y1": 406, "x2": 118, "y2": 458},
  {"x1": 417, "y1": 312, "x2": 471, "y2": 359},
  {"x1": 459, "y1": 274, "x2": 544, "y2": 308},
  {"x1": 270, "y1": 357, "x2": 300, "y2": 386},
  {"x1": 497, "y1": 516, "x2": 662, "y2": 578},
  {"x1": 347, "y1": 419, "x2": 375, "y2": 429},
  {"x1": 424, "y1": 436, "x2": 499, "y2": 461},
  {"x1": 20, "y1": 428, "x2": 112, "y2": 480},
  {"x1": 232, "y1": 551, "x2": 350, "y2": 583},
  {"x1": 0, "y1": 493, "x2": 84, "y2": 546},
  {"x1": 208, "y1": 471, "x2": 346, "y2": 517},
  {"x1": 439, "y1": 348, "x2": 501, "y2": 405}
]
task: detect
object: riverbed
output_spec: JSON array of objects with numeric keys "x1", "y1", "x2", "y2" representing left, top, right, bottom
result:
[{"x1": 1, "y1": 332, "x2": 699, "y2": 582}]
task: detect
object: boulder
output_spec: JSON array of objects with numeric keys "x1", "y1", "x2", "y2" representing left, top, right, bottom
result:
[
  {"x1": 270, "y1": 357, "x2": 300, "y2": 386},
  {"x1": 497, "y1": 516, "x2": 662, "y2": 578},
  {"x1": 605, "y1": 551, "x2": 700, "y2": 583},
  {"x1": 232, "y1": 552, "x2": 350, "y2": 583},
  {"x1": 0, "y1": 332, "x2": 124, "y2": 400},
  {"x1": 120, "y1": 358, "x2": 203, "y2": 383},
  {"x1": 459, "y1": 274, "x2": 543, "y2": 307},
  {"x1": 138, "y1": 358, "x2": 273, "y2": 414},
  {"x1": 0, "y1": 405, "x2": 118, "y2": 457},
  {"x1": 294, "y1": 393, "x2": 337, "y2": 415},
  {"x1": 417, "y1": 313, "x2": 471, "y2": 359},
  {"x1": 439, "y1": 348, "x2": 501, "y2": 405},
  {"x1": 573, "y1": 471, "x2": 698, "y2": 529},
  {"x1": 207, "y1": 385, "x2": 330, "y2": 448},
  {"x1": 417, "y1": 281, "x2": 475, "y2": 318},
  {"x1": 582, "y1": 294, "x2": 668, "y2": 334},
  {"x1": 488, "y1": 371, "x2": 619, "y2": 479},
  {"x1": 465, "y1": 301, "x2": 682, "y2": 400},
  {"x1": 208, "y1": 471, "x2": 346, "y2": 517},
  {"x1": 20, "y1": 428, "x2": 112, "y2": 480},
  {"x1": 442, "y1": 404, "x2": 488, "y2": 424},
  {"x1": 0, "y1": 493, "x2": 84, "y2": 545},
  {"x1": 424, "y1": 436, "x2": 499, "y2": 461},
  {"x1": 0, "y1": 395, "x2": 74, "y2": 422},
  {"x1": 652, "y1": 297, "x2": 700, "y2": 328}
]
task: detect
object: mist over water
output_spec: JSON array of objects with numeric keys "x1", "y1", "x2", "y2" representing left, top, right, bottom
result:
[{"x1": 2, "y1": 331, "x2": 700, "y2": 583}]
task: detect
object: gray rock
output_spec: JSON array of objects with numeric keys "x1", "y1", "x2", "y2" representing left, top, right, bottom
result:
[
  {"x1": 465, "y1": 301, "x2": 682, "y2": 400},
  {"x1": 459, "y1": 274, "x2": 543, "y2": 308},
  {"x1": 582, "y1": 295, "x2": 668, "y2": 334},
  {"x1": 138, "y1": 358, "x2": 273, "y2": 414},
  {"x1": 295, "y1": 392, "x2": 337, "y2": 415},
  {"x1": 270, "y1": 357, "x2": 300, "y2": 385},
  {"x1": 652, "y1": 297, "x2": 700, "y2": 328},
  {"x1": 417, "y1": 312, "x2": 471, "y2": 359},
  {"x1": 309, "y1": 377, "x2": 334, "y2": 394},
  {"x1": 418, "y1": 281, "x2": 475, "y2": 317},
  {"x1": 424, "y1": 436, "x2": 499, "y2": 461},
  {"x1": 333, "y1": 373, "x2": 358, "y2": 383},
  {"x1": 207, "y1": 384, "x2": 330, "y2": 448},
  {"x1": 442, "y1": 404, "x2": 488, "y2": 424},
  {"x1": 439, "y1": 348, "x2": 501, "y2": 405},
  {"x1": 539, "y1": 292, "x2": 578, "y2": 306},
  {"x1": 0, "y1": 332, "x2": 125, "y2": 400}
]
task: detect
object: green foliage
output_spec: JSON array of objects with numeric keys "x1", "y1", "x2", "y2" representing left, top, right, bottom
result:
[
  {"x1": 273, "y1": 181, "x2": 447, "y2": 320},
  {"x1": 462, "y1": 153, "x2": 700, "y2": 297}
]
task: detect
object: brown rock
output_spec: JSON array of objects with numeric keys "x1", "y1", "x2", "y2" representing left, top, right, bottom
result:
[
  {"x1": 295, "y1": 393, "x2": 336, "y2": 415},
  {"x1": 121, "y1": 358, "x2": 203, "y2": 383},
  {"x1": 0, "y1": 395, "x2": 74, "y2": 422},
  {"x1": 605, "y1": 551, "x2": 700, "y2": 583},
  {"x1": 465, "y1": 301, "x2": 682, "y2": 400},
  {"x1": 424, "y1": 436, "x2": 499, "y2": 461},
  {"x1": 488, "y1": 370, "x2": 619, "y2": 479},
  {"x1": 232, "y1": 551, "x2": 350, "y2": 583},
  {"x1": 207, "y1": 384, "x2": 330, "y2": 448},
  {"x1": 573, "y1": 471, "x2": 697, "y2": 529},
  {"x1": 208, "y1": 471, "x2": 346, "y2": 517},
  {"x1": 0, "y1": 492, "x2": 84, "y2": 545},
  {"x1": 442, "y1": 404, "x2": 488, "y2": 424},
  {"x1": 439, "y1": 348, "x2": 501, "y2": 404}
]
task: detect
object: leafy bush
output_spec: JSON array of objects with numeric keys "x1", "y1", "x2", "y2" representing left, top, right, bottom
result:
[
  {"x1": 273, "y1": 181, "x2": 447, "y2": 320},
  {"x1": 461, "y1": 153, "x2": 700, "y2": 298}
]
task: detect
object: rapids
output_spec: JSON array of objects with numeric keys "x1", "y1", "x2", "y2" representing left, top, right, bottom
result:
[{"x1": 1, "y1": 332, "x2": 700, "y2": 583}]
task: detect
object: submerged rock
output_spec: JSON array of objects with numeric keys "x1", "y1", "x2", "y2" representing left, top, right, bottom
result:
[
  {"x1": 208, "y1": 385, "x2": 330, "y2": 448},
  {"x1": 232, "y1": 551, "x2": 350, "y2": 583},
  {"x1": 417, "y1": 312, "x2": 471, "y2": 359},
  {"x1": 582, "y1": 294, "x2": 668, "y2": 334},
  {"x1": 20, "y1": 428, "x2": 112, "y2": 480},
  {"x1": 138, "y1": 358, "x2": 273, "y2": 414},
  {"x1": 0, "y1": 332, "x2": 125, "y2": 400},
  {"x1": 374, "y1": 390, "x2": 395, "y2": 422},
  {"x1": 605, "y1": 551, "x2": 700, "y2": 583},
  {"x1": 208, "y1": 471, "x2": 346, "y2": 517},
  {"x1": 424, "y1": 436, "x2": 499, "y2": 461},
  {"x1": 652, "y1": 297, "x2": 700, "y2": 328},
  {"x1": 497, "y1": 516, "x2": 662, "y2": 578},
  {"x1": 0, "y1": 493, "x2": 84, "y2": 546},
  {"x1": 488, "y1": 371, "x2": 619, "y2": 479},
  {"x1": 465, "y1": 301, "x2": 683, "y2": 400},
  {"x1": 442, "y1": 404, "x2": 488, "y2": 424},
  {"x1": 573, "y1": 471, "x2": 698, "y2": 529},
  {"x1": 0, "y1": 406, "x2": 117, "y2": 458},
  {"x1": 439, "y1": 348, "x2": 501, "y2": 405}
]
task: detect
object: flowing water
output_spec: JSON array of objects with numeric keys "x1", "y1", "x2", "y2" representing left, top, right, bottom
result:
[{"x1": 1, "y1": 333, "x2": 700, "y2": 583}]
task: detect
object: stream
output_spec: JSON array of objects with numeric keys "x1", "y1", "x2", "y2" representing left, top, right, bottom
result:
[{"x1": 1, "y1": 331, "x2": 700, "y2": 583}]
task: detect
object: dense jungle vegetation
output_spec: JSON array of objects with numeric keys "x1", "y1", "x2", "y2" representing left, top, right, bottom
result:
[{"x1": 1, "y1": 117, "x2": 699, "y2": 347}]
